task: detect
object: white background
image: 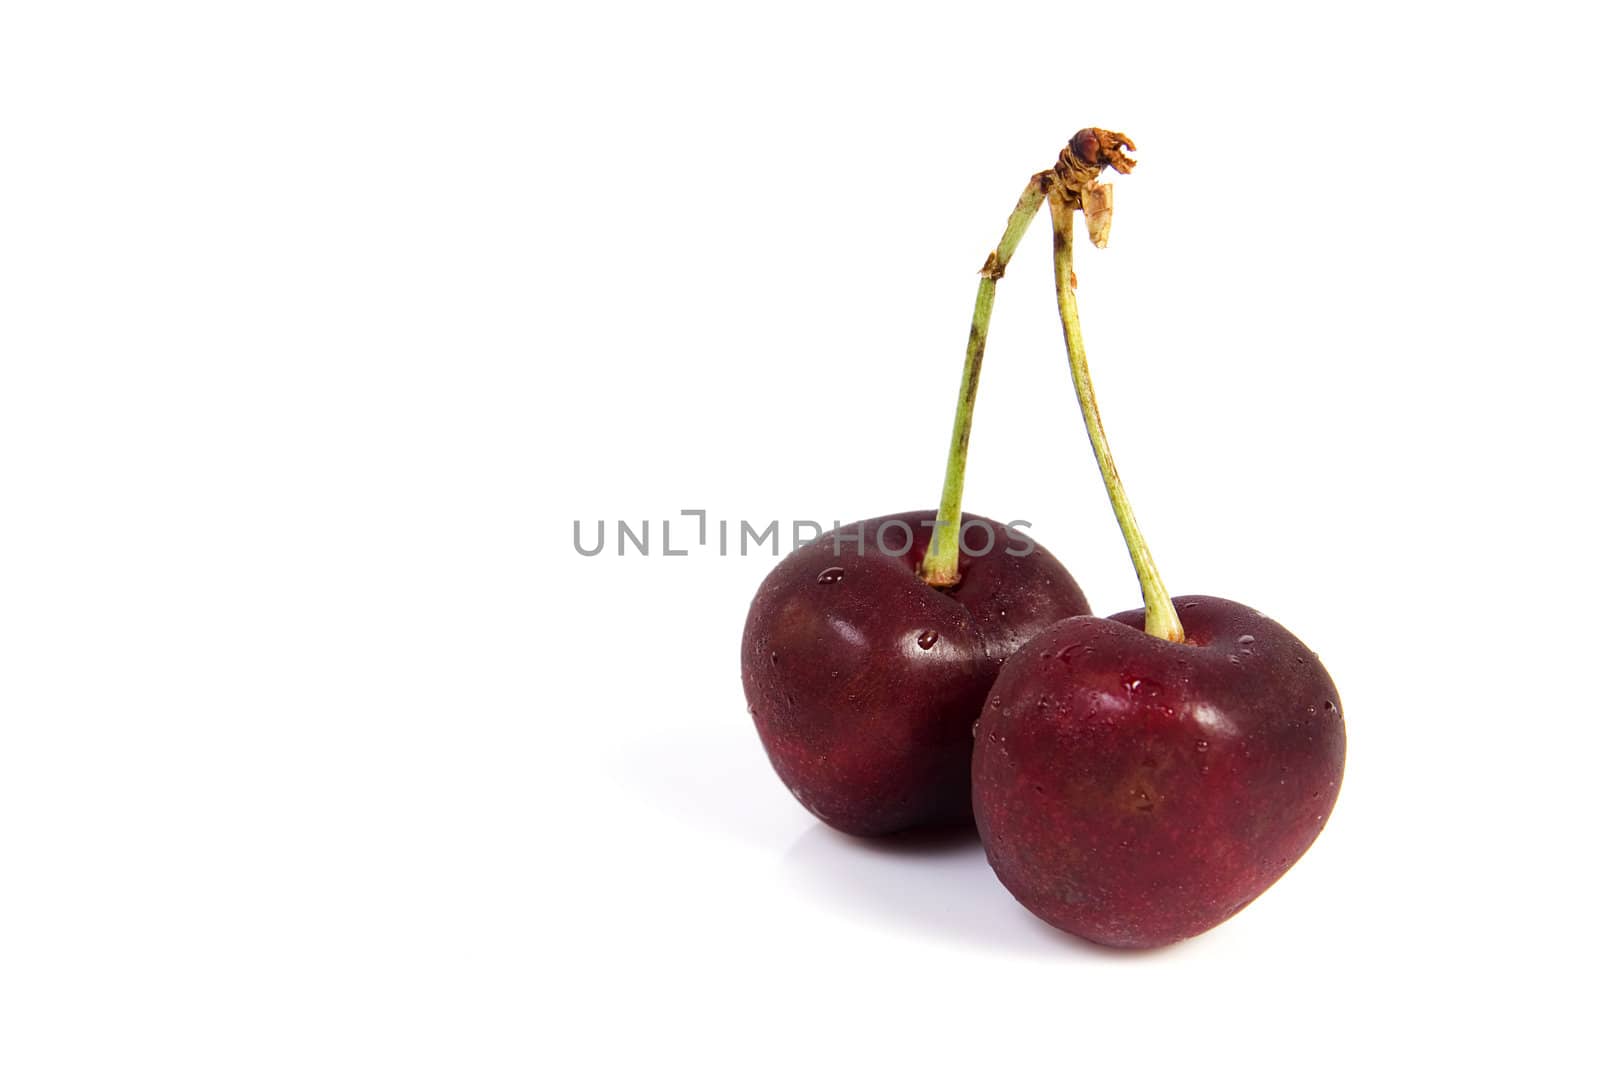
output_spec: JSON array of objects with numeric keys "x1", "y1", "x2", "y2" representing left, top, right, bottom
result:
[{"x1": 3, "y1": 2, "x2": 1596, "y2": 1063}]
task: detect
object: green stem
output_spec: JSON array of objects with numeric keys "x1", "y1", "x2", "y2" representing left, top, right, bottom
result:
[
  {"x1": 1046, "y1": 186, "x2": 1185, "y2": 643},
  {"x1": 920, "y1": 175, "x2": 1048, "y2": 588}
]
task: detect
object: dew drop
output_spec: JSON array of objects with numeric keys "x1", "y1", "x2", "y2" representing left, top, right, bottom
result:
[
  {"x1": 1123, "y1": 677, "x2": 1161, "y2": 699},
  {"x1": 816, "y1": 566, "x2": 845, "y2": 584},
  {"x1": 1194, "y1": 739, "x2": 1209, "y2": 752},
  {"x1": 1227, "y1": 654, "x2": 1242, "y2": 666},
  {"x1": 747, "y1": 704, "x2": 757, "y2": 717},
  {"x1": 916, "y1": 629, "x2": 939, "y2": 650},
  {"x1": 971, "y1": 719, "x2": 981, "y2": 738},
  {"x1": 1238, "y1": 634, "x2": 1256, "y2": 645},
  {"x1": 1325, "y1": 700, "x2": 1339, "y2": 714}
]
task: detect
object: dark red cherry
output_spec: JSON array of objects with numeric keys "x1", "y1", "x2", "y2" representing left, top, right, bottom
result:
[
  {"x1": 741, "y1": 510, "x2": 1090, "y2": 836},
  {"x1": 971, "y1": 595, "x2": 1345, "y2": 948}
]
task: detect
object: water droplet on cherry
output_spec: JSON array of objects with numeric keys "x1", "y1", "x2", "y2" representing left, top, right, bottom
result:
[
  {"x1": 816, "y1": 566, "x2": 844, "y2": 584},
  {"x1": 916, "y1": 629, "x2": 939, "y2": 650}
]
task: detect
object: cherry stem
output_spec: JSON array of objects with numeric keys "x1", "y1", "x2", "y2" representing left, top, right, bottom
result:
[
  {"x1": 1046, "y1": 184, "x2": 1185, "y2": 643},
  {"x1": 921, "y1": 175, "x2": 1050, "y2": 588}
]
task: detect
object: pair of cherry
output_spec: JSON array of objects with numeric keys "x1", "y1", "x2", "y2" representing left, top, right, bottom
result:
[{"x1": 740, "y1": 131, "x2": 1345, "y2": 950}]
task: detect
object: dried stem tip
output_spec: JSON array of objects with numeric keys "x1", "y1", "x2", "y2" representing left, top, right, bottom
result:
[
  {"x1": 1054, "y1": 128, "x2": 1138, "y2": 198},
  {"x1": 1071, "y1": 128, "x2": 1137, "y2": 173}
]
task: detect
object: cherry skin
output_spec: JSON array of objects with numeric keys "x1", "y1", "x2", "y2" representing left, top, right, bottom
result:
[
  {"x1": 741, "y1": 510, "x2": 1091, "y2": 836},
  {"x1": 971, "y1": 595, "x2": 1345, "y2": 948}
]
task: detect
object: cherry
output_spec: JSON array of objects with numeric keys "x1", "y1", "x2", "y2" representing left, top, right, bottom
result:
[
  {"x1": 742, "y1": 511, "x2": 1088, "y2": 835},
  {"x1": 972, "y1": 597, "x2": 1344, "y2": 947},
  {"x1": 738, "y1": 150, "x2": 1130, "y2": 836},
  {"x1": 969, "y1": 136, "x2": 1347, "y2": 947}
]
